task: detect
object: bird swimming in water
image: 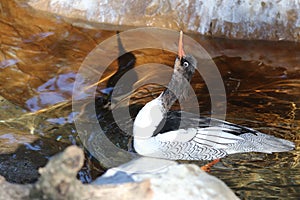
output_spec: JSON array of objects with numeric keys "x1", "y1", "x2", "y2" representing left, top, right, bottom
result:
[{"x1": 132, "y1": 31, "x2": 294, "y2": 169}]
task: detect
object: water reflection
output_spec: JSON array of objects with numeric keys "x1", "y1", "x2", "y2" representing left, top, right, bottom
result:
[
  {"x1": 105, "y1": 32, "x2": 137, "y2": 97},
  {"x1": 26, "y1": 72, "x2": 76, "y2": 111}
]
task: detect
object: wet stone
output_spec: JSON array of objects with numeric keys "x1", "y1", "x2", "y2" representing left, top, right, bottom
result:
[{"x1": 28, "y1": 0, "x2": 300, "y2": 42}]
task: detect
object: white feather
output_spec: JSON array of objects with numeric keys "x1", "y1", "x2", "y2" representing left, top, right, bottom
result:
[
  {"x1": 155, "y1": 128, "x2": 197, "y2": 143},
  {"x1": 133, "y1": 97, "x2": 165, "y2": 139}
]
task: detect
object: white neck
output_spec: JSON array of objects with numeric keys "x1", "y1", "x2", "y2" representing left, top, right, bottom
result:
[{"x1": 133, "y1": 95, "x2": 165, "y2": 139}]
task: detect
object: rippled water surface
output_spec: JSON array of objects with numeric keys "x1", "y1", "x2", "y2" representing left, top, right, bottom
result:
[{"x1": 0, "y1": 1, "x2": 299, "y2": 199}]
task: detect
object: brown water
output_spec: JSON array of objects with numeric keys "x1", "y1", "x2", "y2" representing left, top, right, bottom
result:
[{"x1": 0, "y1": 0, "x2": 299, "y2": 199}]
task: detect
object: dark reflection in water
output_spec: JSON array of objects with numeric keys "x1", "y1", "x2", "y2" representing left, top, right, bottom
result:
[{"x1": 105, "y1": 32, "x2": 137, "y2": 95}]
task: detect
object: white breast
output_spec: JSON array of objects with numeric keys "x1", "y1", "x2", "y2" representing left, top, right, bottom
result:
[{"x1": 133, "y1": 97, "x2": 165, "y2": 139}]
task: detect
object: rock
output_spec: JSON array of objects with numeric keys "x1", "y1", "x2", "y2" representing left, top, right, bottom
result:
[
  {"x1": 149, "y1": 164, "x2": 239, "y2": 200},
  {"x1": 95, "y1": 157, "x2": 240, "y2": 200},
  {"x1": 0, "y1": 145, "x2": 152, "y2": 200},
  {"x1": 28, "y1": 0, "x2": 300, "y2": 42},
  {"x1": 0, "y1": 145, "x2": 239, "y2": 200},
  {"x1": 0, "y1": 176, "x2": 32, "y2": 200}
]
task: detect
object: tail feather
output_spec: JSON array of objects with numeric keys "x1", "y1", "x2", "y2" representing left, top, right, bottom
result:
[{"x1": 226, "y1": 132, "x2": 295, "y2": 154}]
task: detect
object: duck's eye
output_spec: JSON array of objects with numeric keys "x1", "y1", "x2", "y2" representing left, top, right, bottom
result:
[{"x1": 183, "y1": 61, "x2": 189, "y2": 67}]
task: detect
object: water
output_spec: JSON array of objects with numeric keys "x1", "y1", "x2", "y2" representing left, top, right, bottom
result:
[{"x1": 0, "y1": 1, "x2": 299, "y2": 199}]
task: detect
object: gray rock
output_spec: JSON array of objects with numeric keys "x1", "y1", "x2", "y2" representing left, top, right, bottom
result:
[
  {"x1": 94, "y1": 157, "x2": 240, "y2": 200},
  {"x1": 28, "y1": 0, "x2": 300, "y2": 42}
]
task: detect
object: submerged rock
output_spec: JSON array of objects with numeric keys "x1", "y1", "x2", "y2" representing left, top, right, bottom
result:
[{"x1": 28, "y1": 0, "x2": 300, "y2": 42}]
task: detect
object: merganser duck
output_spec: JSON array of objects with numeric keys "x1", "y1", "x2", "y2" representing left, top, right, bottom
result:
[{"x1": 133, "y1": 31, "x2": 294, "y2": 163}]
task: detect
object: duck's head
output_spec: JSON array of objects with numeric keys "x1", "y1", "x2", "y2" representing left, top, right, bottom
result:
[
  {"x1": 160, "y1": 31, "x2": 198, "y2": 109},
  {"x1": 174, "y1": 31, "x2": 197, "y2": 82}
]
